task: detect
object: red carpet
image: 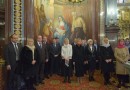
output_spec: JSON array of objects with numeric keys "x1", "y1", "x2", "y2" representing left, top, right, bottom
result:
[{"x1": 36, "y1": 71, "x2": 119, "y2": 90}]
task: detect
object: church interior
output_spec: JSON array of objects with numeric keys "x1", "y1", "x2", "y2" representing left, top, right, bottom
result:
[{"x1": 0, "y1": 0, "x2": 130, "y2": 90}]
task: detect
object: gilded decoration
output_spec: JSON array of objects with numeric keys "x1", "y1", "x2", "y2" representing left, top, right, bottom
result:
[
  {"x1": 118, "y1": 7, "x2": 130, "y2": 39},
  {"x1": 13, "y1": 0, "x2": 23, "y2": 42}
]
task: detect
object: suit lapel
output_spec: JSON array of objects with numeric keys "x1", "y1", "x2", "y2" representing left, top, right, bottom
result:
[{"x1": 88, "y1": 46, "x2": 94, "y2": 53}]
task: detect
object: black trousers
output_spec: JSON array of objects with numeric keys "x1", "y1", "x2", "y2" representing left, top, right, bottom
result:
[
  {"x1": 64, "y1": 64, "x2": 71, "y2": 79},
  {"x1": 44, "y1": 61, "x2": 50, "y2": 77},
  {"x1": 36, "y1": 62, "x2": 45, "y2": 82},
  {"x1": 117, "y1": 74, "x2": 129, "y2": 84},
  {"x1": 6, "y1": 69, "x2": 16, "y2": 90},
  {"x1": 50, "y1": 56, "x2": 60, "y2": 75},
  {"x1": 6, "y1": 63, "x2": 18, "y2": 90},
  {"x1": 103, "y1": 72, "x2": 110, "y2": 83},
  {"x1": 24, "y1": 77, "x2": 35, "y2": 89}
]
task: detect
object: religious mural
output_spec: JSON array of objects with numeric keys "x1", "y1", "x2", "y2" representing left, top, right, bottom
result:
[{"x1": 34, "y1": 0, "x2": 93, "y2": 45}]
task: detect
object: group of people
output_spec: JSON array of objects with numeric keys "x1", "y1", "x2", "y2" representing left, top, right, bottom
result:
[{"x1": 4, "y1": 34, "x2": 130, "y2": 90}]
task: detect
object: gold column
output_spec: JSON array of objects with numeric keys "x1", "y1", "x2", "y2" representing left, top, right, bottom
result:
[{"x1": 99, "y1": 0, "x2": 105, "y2": 43}]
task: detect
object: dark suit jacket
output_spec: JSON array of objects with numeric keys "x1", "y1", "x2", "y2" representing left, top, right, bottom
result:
[
  {"x1": 49, "y1": 43, "x2": 61, "y2": 56},
  {"x1": 94, "y1": 44, "x2": 101, "y2": 59},
  {"x1": 35, "y1": 42, "x2": 48, "y2": 63},
  {"x1": 73, "y1": 45, "x2": 85, "y2": 62},
  {"x1": 86, "y1": 45, "x2": 97, "y2": 61},
  {"x1": 100, "y1": 45, "x2": 114, "y2": 72},
  {"x1": 4, "y1": 42, "x2": 22, "y2": 67}
]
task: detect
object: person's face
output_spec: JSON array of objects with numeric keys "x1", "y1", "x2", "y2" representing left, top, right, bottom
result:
[
  {"x1": 43, "y1": 37, "x2": 47, "y2": 42},
  {"x1": 77, "y1": 40, "x2": 82, "y2": 45},
  {"x1": 58, "y1": 17, "x2": 62, "y2": 22},
  {"x1": 37, "y1": 36, "x2": 42, "y2": 42},
  {"x1": 82, "y1": 40, "x2": 85, "y2": 44},
  {"x1": 28, "y1": 39, "x2": 34, "y2": 46},
  {"x1": 56, "y1": 39, "x2": 59, "y2": 43},
  {"x1": 11, "y1": 35, "x2": 19, "y2": 43},
  {"x1": 119, "y1": 40, "x2": 124, "y2": 45},
  {"x1": 94, "y1": 40, "x2": 97, "y2": 44},
  {"x1": 64, "y1": 40, "x2": 69, "y2": 45},
  {"x1": 53, "y1": 39, "x2": 56, "y2": 43},
  {"x1": 126, "y1": 39, "x2": 129, "y2": 42},
  {"x1": 89, "y1": 41, "x2": 93, "y2": 45},
  {"x1": 104, "y1": 38, "x2": 108, "y2": 44}
]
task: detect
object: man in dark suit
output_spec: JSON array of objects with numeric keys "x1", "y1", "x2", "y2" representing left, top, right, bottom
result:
[
  {"x1": 50, "y1": 38, "x2": 61, "y2": 76},
  {"x1": 35, "y1": 35, "x2": 48, "y2": 85},
  {"x1": 94, "y1": 40, "x2": 101, "y2": 70},
  {"x1": 4, "y1": 34, "x2": 22, "y2": 90},
  {"x1": 82, "y1": 39, "x2": 88, "y2": 75},
  {"x1": 71, "y1": 38, "x2": 77, "y2": 75},
  {"x1": 43, "y1": 36, "x2": 50, "y2": 79}
]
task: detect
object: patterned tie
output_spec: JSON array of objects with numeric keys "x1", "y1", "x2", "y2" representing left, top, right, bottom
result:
[{"x1": 14, "y1": 43, "x2": 19, "y2": 60}]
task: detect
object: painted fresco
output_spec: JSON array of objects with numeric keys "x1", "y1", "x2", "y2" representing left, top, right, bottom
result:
[{"x1": 34, "y1": 0, "x2": 88, "y2": 45}]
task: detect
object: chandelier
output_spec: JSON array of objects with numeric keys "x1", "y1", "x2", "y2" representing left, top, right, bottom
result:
[{"x1": 68, "y1": 0, "x2": 85, "y2": 3}]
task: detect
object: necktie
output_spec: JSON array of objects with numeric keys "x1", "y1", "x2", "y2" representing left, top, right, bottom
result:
[
  {"x1": 40, "y1": 43, "x2": 42, "y2": 48},
  {"x1": 14, "y1": 43, "x2": 19, "y2": 60}
]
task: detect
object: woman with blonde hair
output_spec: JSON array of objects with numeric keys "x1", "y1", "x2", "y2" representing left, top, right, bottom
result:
[
  {"x1": 100, "y1": 37, "x2": 114, "y2": 85},
  {"x1": 115, "y1": 39, "x2": 129, "y2": 88},
  {"x1": 61, "y1": 38, "x2": 72, "y2": 83},
  {"x1": 19, "y1": 38, "x2": 39, "y2": 90},
  {"x1": 73, "y1": 38, "x2": 85, "y2": 83},
  {"x1": 85, "y1": 39, "x2": 97, "y2": 81}
]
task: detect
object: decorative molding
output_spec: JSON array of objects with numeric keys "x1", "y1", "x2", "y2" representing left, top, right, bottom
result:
[{"x1": 11, "y1": 0, "x2": 24, "y2": 43}]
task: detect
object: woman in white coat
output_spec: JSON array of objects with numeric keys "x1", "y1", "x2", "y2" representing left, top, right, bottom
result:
[{"x1": 61, "y1": 38, "x2": 72, "y2": 83}]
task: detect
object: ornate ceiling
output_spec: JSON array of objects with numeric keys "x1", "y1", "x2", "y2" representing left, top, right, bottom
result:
[{"x1": 54, "y1": 0, "x2": 87, "y2": 5}]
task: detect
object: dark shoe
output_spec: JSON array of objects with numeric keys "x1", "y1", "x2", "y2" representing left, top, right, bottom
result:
[
  {"x1": 68, "y1": 80, "x2": 71, "y2": 83},
  {"x1": 104, "y1": 82, "x2": 108, "y2": 85},
  {"x1": 63, "y1": 79, "x2": 67, "y2": 83},
  {"x1": 121, "y1": 82, "x2": 127, "y2": 88},
  {"x1": 91, "y1": 77, "x2": 95, "y2": 81},
  {"x1": 117, "y1": 84, "x2": 121, "y2": 88},
  {"x1": 107, "y1": 81, "x2": 112, "y2": 85},
  {"x1": 34, "y1": 82, "x2": 39, "y2": 86},
  {"x1": 46, "y1": 76, "x2": 49, "y2": 79},
  {"x1": 40, "y1": 81, "x2": 45, "y2": 84},
  {"x1": 32, "y1": 87, "x2": 36, "y2": 90},
  {"x1": 89, "y1": 77, "x2": 92, "y2": 81}
]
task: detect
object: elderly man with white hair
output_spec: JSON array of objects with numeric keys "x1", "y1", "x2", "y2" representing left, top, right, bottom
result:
[{"x1": 85, "y1": 39, "x2": 97, "y2": 81}]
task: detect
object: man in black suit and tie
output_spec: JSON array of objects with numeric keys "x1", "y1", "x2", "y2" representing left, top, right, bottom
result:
[
  {"x1": 4, "y1": 34, "x2": 22, "y2": 90},
  {"x1": 43, "y1": 36, "x2": 50, "y2": 78},
  {"x1": 35, "y1": 35, "x2": 48, "y2": 85},
  {"x1": 50, "y1": 38, "x2": 61, "y2": 76},
  {"x1": 82, "y1": 39, "x2": 88, "y2": 75},
  {"x1": 94, "y1": 40, "x2": 101, "y2": 70}
]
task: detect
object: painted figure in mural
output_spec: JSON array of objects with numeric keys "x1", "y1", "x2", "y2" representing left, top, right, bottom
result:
[
  {"x1": 34, "y1": 7, "x2": 40, "y2": 37},
  {"x1": 39, "y1": 4, "x2": 47, "y2": 34},
  {"x1": 71, "y1": 12, "x2": 86, "y2": 41},
  {"x1": 43, "y1": 20, "x2": 53, "y2": 43},
  {"x1": 54, "y1": 16, "x2": 70, "y2": 45},
  {"x1": 34, "y1": 4, "x2": 47, "y2": 37}
]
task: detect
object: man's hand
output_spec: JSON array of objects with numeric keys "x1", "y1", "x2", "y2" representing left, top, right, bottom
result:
[
  {"x1": 32, "y1": 60, "x2": 36, "y2": 65},
  {"x1": 108, "y1": 59, "x2": 112, "y2": 62},
  {"x1": 7, "y1": 65, "x2": 11, "y2": 70},
  {"x1": 54, "y1": 55, "x2": 58, "y2": 57},
  {"x1": 46, "y1": 59, "x2": 48, "y2": 62},
  {"x1": 73, "y1": 62, "x2": 75, "y2": 65},
  {"x1": 105, "y1": 59, "x2": 109, "y2": 63},
  {"x1": 84, "y1": 61, "x2": 88, "y2": 64}
]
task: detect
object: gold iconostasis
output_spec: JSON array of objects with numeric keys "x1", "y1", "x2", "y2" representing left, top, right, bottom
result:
[{"x1": 118, "y1": 6, "x2": 130, "y2": 39}]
